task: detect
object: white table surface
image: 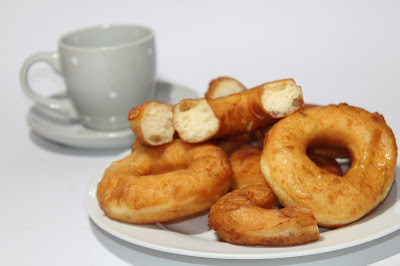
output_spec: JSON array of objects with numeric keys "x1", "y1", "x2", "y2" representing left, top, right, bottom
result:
[{"x1": 1, "y1": 0, "x2": 400, "y2": 265}]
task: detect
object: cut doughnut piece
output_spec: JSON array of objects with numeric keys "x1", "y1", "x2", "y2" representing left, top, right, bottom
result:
[
  {"x1": 173, "y1": 98, "x2": 220, "y2": 143},
  {"x1": 128, "y1": 101, "x2": 174, "y2": 146},
  {"x1": 205, "y1": 76, "x2": 246, "y2": 99}
]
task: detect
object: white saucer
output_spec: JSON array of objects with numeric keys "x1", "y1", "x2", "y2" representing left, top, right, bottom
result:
[{"x1": 26, "y1": 81, "x2": 200, "y2": 150}]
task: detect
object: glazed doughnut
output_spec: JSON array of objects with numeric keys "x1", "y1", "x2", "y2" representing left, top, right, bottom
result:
[
  {"x1": 128, "y1": 101, "x2": 175, "y2": 146},
  {"x1": 173, "y1": 79, "x2": 304, "y2": 143},
  {"x1": 205, "y1": 76, "x2": 246, "y2": 100},
  {"x1": 260, "y1": 103, "x2": 398, "y2": 227},
  {"x1": 208, "y1": 185, "x2": 320, "y2": 246},
  {"x1": 97, "y1": 140, "x2": 232, "y2": 224}
]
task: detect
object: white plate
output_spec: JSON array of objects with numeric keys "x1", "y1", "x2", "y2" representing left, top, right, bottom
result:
[
  {"x1": 26, "y1": 81, "x2": 199, "y2": 150},
  {"x1": 85, "y1": 150, "x2": 400, "y2": 259}
]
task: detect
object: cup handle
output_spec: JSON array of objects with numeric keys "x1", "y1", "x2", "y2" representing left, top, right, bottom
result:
[{"x1": 20, "y1": 51, "x2": 79, "y2": 120}]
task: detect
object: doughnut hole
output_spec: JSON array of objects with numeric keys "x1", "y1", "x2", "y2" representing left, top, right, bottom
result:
[{"x1": 306, "y1": 143, "x2": 352, "y2": 177}]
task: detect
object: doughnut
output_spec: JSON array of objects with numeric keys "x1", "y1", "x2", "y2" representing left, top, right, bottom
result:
[
  {"x1": 97, "y1": 140, "x2": 232, "y2": 224},
  {"x1": 205, "y1": 76, "x2": 246, "y2": 100},
  {"x1": 128, "y1": 101, "x2": 174, "y2": 146},
  {"x1": 260, "y1": 103, "x2": 398, "y2": 227},
  {"x1": 173, "y1": 79, "x2": 304, "y2": 143},
  {"x1": 208, "y1": 185, "x2": 320, "y2": 246}
]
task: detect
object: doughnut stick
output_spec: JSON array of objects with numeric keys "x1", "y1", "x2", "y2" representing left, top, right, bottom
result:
[
  {"x1": 205, "y1": 76, "x2": 246, "y2": 99},
  {"x1": 173, "y1": 79, "x2": 304, "y2": 143},
  {"x1": 206, "y1": 77, "x2": 266, "y2": 153},
  {"x1": 128, "y1": 101, "x2": 175, "y2": 146}
]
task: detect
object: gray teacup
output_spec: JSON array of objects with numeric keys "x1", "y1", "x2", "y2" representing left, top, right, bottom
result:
[{"x1": 20, "y1": 24, "x2": 156, "y2": 131}]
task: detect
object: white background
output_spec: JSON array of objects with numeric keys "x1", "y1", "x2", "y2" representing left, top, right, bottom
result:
[{"x1": 1, "y1": 0, "x2": 400, "y2": 265}]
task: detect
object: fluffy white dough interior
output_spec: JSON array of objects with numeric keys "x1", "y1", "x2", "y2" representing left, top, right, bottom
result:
[
  {"x1": 211, "y1": 80, "x2": 246, "y2": 99},
  {"x1": 142, "y1": 102, "x2": 174, "y2": 145},
  {"x1": 174, "y1": 99, "x2": 219, "y2": 142},
  {"x1": 261, "y1": 80, "x2": 303, "y2": 118}
]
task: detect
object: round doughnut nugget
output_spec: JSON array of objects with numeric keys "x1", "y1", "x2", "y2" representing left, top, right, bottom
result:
[
  {"x1": 97, "y1": 140, "x2": 232, "y2": 224},
  {"x1": 208, "y1": 185, "x2": 320, "y2": 246},
  {"x1": 260, "y1": 103, "x2": 398, "y2": 227}
]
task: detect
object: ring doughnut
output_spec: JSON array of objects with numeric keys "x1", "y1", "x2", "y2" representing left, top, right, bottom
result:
[
  {"x1": 260, "y1": 103, "x2": 398, "y2": 227},
  {"x1": 97, "y1": 140, "x2": 232, "y2": 224},
  {"x1": 208, "y1": 185, "x2": 320, "y2": 246},
  {"x1": 173, "y1": 79, "x2": 304, "y2": 143}
]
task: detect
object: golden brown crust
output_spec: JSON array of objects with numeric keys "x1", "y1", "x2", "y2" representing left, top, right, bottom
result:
[
  {"x1": 131, "y1": 138, "x2": 143, "y2": 151},
  {"x1": 213, "y1": 133, "x2": 253, "y2": 155},
  {"x1": 260, "y1": 103, "x2": 398, "y2": 227},
  {"x1": 213, "y1": 128, "x2": 266, "y2": 155},
  {"x1": 229, "y1": 148, "x2": 268, "y2": 190},
  {"x1": 208, "y1": 186, "x2": 320, "y2": 246},
  {"x1": 97, "y1": 140, "x2": 232, "y2": 224}
]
